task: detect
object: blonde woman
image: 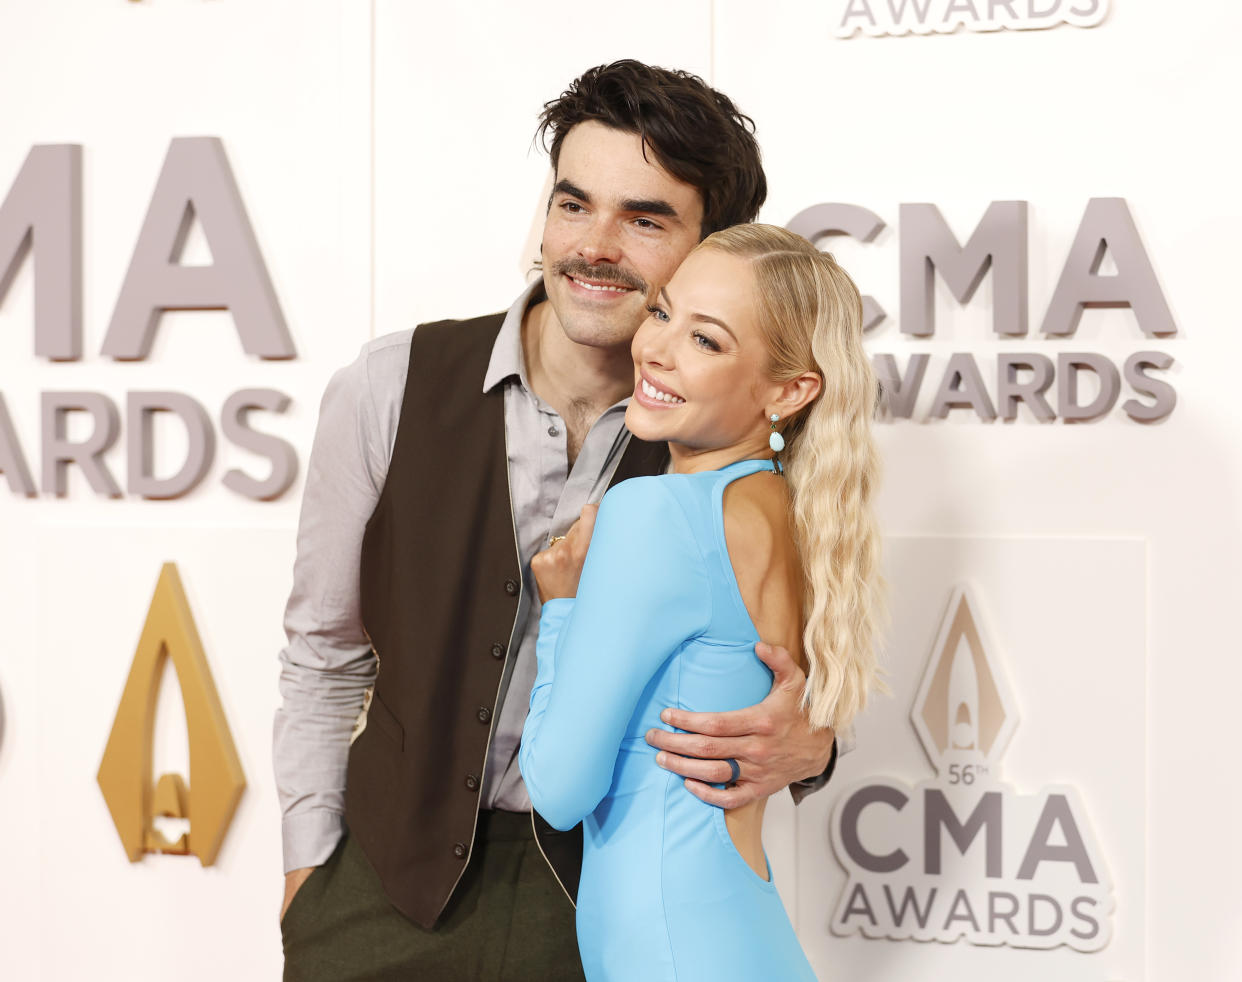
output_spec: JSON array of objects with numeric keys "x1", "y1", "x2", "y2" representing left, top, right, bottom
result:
[{"x1": 519, "y1": 224, "x2": 882, "y2": 981}]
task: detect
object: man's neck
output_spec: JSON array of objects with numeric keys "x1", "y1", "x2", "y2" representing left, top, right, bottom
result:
[{"x1": 521, "y1": 299, "x2": 635, "y2": 426}]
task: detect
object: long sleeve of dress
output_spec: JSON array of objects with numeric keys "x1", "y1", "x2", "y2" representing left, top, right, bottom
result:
[{"x1": 520, "y1": 478, "x2": 713, "y2": 832}]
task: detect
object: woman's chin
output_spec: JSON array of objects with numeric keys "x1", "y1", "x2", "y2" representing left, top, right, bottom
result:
[{"x1": 623, "y1": 404, "x2": 673, "y2": 443}]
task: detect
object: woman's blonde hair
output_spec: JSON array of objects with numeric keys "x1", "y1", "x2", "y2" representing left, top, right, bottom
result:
[{"x1": 698, "y1": 223, "x2": 883, "y2": 732}]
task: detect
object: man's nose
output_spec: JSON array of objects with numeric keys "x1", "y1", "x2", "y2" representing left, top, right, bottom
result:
[{"x1": 579, "y1": 219, "x2": 622, "y2": 265}]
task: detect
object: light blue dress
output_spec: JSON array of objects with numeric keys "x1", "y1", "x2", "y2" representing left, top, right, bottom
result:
[{"x1": 520, "y1": 458, "x2": 817, "y2": 982}]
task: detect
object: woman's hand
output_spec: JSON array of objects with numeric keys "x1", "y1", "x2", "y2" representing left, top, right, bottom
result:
[{"x1": 531, "y1": 505, "x2": 599, "y2": 603}]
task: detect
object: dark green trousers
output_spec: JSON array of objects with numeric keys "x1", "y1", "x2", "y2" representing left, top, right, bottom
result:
[{"x1": 281, "y1": 811, "x2": 585, "y2": 982}]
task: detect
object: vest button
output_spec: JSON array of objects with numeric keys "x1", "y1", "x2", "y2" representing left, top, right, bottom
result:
[
  {"x1": 453, "y1": 842, "x2": 467, "y2": 859},
  {"x1": 476, "y1": 706, "x2": 491, "y2": 724},
  {"x1": 504, "y1": 578, "x2": 518, "y2": 596},
  {"x1": 548, "y1": 425, "x2": 560, "y2": 438},
  {"x1": 464, "y1": 774, "x2": 479, "y2": 791},
  {"x1": 491, "y1": 642, "x2": 505, "y2": 659}
]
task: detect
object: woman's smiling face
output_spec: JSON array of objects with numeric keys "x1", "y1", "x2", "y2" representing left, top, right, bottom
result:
[{"x1": 625, "y1": 247, "x2": 780, "y2": 471}]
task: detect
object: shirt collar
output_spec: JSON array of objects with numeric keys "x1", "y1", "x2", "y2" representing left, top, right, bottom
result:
[{"x1": 483, "y1": 279, "x2": 546, "y2": 395}]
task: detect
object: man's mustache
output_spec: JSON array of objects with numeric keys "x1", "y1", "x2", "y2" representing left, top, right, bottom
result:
[{"x1": 552, "y1": 258, "x2": 648, "y2": 294}]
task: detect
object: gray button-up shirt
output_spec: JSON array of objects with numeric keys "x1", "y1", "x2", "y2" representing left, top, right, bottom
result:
[{"x1": 274, "y1": 282, "x2": 632, "y2": 872}]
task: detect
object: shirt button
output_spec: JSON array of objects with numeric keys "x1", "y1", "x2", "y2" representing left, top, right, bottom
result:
[
  {"x1": 464, "y1": 774, "x2": 479, "y2": 791},
  {"x1": 453, "y1": 842, "x2": 467, "y2": 859},
  {"x1": 548, "y1": 425, "x2": 560, "y2": 437},
  {"x1": 504, "y1": 578, "x2": 518, "y2": 596},
  {"x1": 476, "y1": 706, "x2": 491, "y2": 724},
  {"x1": 490, "y1": 642, "x2": 505, "y2": 659}
]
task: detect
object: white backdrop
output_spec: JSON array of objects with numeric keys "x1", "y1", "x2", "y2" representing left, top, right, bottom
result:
[{"x1": 1, "y1": 1, "x2": 1238, "y2": 979}]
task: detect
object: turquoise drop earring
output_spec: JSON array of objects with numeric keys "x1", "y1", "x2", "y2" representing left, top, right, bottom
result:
[{"x1": 768, "y1": 413, "x2": 785, "y2": 474}]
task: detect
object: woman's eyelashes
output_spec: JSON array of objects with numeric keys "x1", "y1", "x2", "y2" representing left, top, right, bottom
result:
[
  {"x1": 645, "y1": 305, "x2": 721, "y2": 352},
  {"x1": 692, "y1": 330, "x2": 722, "y2": 352}
]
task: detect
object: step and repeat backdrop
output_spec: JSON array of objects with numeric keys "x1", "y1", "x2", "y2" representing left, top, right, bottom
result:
[{"x1": 1, "y1": 1, "x2": 1238, "y2": 979}]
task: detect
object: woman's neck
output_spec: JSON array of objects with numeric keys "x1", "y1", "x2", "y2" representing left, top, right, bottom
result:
[{"x1": 667, "y1": 435, "x2": 772, "y2": 475}]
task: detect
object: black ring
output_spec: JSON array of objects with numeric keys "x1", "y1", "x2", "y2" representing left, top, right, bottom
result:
[{"x1": 725, "y1": 757, "x2": 741, "y2": 785}]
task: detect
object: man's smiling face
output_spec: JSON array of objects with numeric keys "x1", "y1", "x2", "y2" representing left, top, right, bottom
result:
[{"x1": 540, "y1": 121, "x2": 705, "y2": 352}]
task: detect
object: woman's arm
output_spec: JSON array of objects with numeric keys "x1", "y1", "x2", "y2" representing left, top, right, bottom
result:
[{"x1": 520, "y1": 478, "x2": 712, "y2": 831}]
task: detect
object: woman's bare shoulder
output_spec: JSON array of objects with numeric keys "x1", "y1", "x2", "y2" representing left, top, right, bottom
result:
[
  {"x1": 722, "y1": 471, "x2": 793, "y2": 556},
  {"x1": 722, "y1": 470, "x2": 806, "y2": 662}
]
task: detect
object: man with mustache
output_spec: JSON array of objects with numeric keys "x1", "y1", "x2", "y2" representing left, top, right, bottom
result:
[{"x1": 275, "y1": 60, "x2": 839, "y2": 981}]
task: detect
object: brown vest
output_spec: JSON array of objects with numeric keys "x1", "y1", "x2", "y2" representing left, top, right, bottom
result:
[{"x1": 347, "y1": 312, "x2": 669, "y2": 928}]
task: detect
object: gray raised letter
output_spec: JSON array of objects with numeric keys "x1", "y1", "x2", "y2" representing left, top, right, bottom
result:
[
  {"x1": 840, "y1": 784, "x2": 910, "y2": 873},
  {"x1": 840, "y1": 0, "x2": 878, "y2": 29},
  {"x1": 41, "y1": 392, "x2": 121, "y2": 497},
  {"x1": 943, "y1": 0, "x2": 981, "y2": 22},
  {"x1": 840, "y1": 883, "x2": 878, "y2": 926},
  {"x1": 942, "y1": 888, "x2": 981, "y2": 932},
  {"x1": 1070, "y1": 896, "x2": 1100, "y2": 940},
  {"x1": 786, "y1": 203, "x2": 887, "y2": 331},
  {"x1": 873, "y1": 353, "x2": 929, "y2": 419},
  {"x1": 0, "y1": 393, "x2": 36, "y2": 495},
  {"x1": 126, "y1": 392, "x2": 215, "y2": 499},
  {"x1": 1122, "y1": 350, "x2": 1176, "y2": 422},
  {"x1": 988, "y1": 891, "x2": 1021, "y2": 934},
  {"x1": 883, "y1": 884, "x2": 937, "y2": 930},
  {"x1": 0, "y1": 145, "x2": 82, "y2": 360},
  {"x1": 1027, "y1": 894, "x2": 1063, "y2": 936},
  {"x1": 1057, "y1": 353, "x2": 1119, "y2": 422},
  {"x1": 997, "y1": 352, "x2": 1055, "y2": 421},
  {"x1": 220, "y1": 388, "x2": 297, "y2": 500},
  {"x1": 928, "y1": 353, "x2": 997, "y2": 421},
  {"x1": 1041, "y1": 198, "x2": 1176, "y2": 337},
  {"x1": 900, "y1": 201, "x2": 1028, "y2": 337},
  {"x1": 1016, "y1": 793, "x2": 1098, "y2": 883},
  {"x1": 102, "y1": 137, "x2": 294, "y2": 360},
  {"x1": 890, "y1": 0, "x2": 935, "y2": 24},
  {"x1": 924, "y1": 788, "x2": 1003, "y2": 877}
]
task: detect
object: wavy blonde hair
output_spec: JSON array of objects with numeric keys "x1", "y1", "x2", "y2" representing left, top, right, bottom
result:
[{"x1": 698, "y1": 224, "x2": 883, "y2": 732}]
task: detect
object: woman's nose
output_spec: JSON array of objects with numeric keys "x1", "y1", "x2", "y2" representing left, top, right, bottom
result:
[{"x1": 634, "y1": 315, "x2": 673, "y2": 369}]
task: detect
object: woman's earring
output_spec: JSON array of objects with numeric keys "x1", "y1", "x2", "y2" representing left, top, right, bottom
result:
[{"x1": 768, "y1": 413, "x2": 785, "y2": 474}]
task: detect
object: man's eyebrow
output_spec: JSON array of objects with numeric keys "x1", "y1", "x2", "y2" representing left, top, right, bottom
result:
[
  {"x1": 552, "y1": 179, "x2": 591, "y2": 202},
  {"x1": 620, "y1": 197, "x2": 679, "y2": 219},
  {"x1": 659, "y1": 287, "x2": 737, "y2": 342}
]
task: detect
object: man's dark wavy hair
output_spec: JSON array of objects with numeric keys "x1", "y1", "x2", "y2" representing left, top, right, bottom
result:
[{"x1": 536, "y1": 60, "x2": 767, "y2": 238}]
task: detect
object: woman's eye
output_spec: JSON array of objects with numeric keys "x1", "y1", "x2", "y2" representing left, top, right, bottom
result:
[
  {"x1": 692, "y1": 330, "x2": 721, "y2": 352},
  {"x1": 646, "y1": 305, "x2": 670, "y2": 323}
]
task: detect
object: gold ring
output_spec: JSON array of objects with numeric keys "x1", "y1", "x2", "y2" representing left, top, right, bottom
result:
[{"x1": 548, "y1": 536, "x2": 566, "y2": 547}]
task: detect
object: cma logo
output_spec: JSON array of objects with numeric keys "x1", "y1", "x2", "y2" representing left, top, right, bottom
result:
[
  {"x1": 830, "y1": 585, "x2": 1113, "y2": 951},
  {"x1": 0, "y1": 138, "x2": 297, "y2": 500},
  {"x1": 787, "y1": 199, "x2": 1178, "y2": 424},
  {"x1": 97, "y1": 564, "x2": 244, "y2": 865},
  {"x1": 833, "y1": 0, "x2": 1109, "y2": 38}
]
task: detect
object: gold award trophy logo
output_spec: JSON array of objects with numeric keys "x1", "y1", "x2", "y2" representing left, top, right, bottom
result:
[
  {"x1": 830, "y1": 584, "x2": 1114, "y2": 950},
  {"x1": 97, "y1": 563, "x2": 245, "y2": 865}
]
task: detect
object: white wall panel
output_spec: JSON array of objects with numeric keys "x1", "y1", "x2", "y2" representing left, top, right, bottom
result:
[{"x1": 0, "y1": 2, "x2": 371, "y2": 978}]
